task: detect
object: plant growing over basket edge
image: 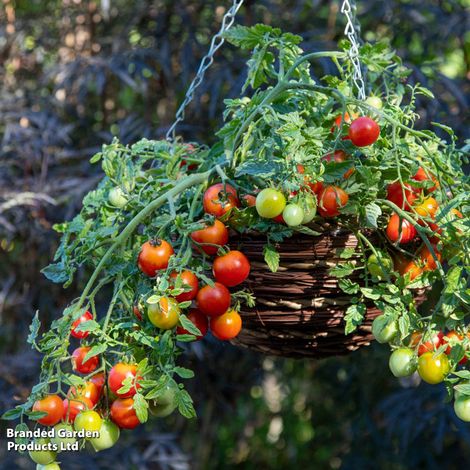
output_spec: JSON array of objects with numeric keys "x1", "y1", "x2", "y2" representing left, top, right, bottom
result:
[{"x1": 2, "y1": 25, "x2": 469, "y2": 462}]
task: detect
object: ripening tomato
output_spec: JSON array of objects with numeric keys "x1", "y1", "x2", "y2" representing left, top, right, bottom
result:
[
  {"x1": 213, "y1": 250, "x2": 251, "y2": 287},
  {"x1": 108, "y1": 363, "x2": 141, "y2": 398},
  {"x1": 137, "y1": 239, "x2": 174, "y2": 277},
  {"x1": 256, "y1": 188, "x2": 286, "y2": 218},
  {"x1": 242, "y1": 194, "x2": 257, "y2": 207},
  {"x1": 386, "y1": 182, "x2": 419, "y2": 211},
  {"x1": 190, "y1": 219, "x2": 229, "y2": 255},
  {"x1": 90, "y1": 372, "x2": 106, "y2": 395},
  {"x1": 110, "y1": 398, "x2": 140, "y2": 429},
  {"x1": 418, "y1": 245, "x2": 441, "y2": 271},
  {"x1": 318, "y1": 186, "x2": 349, "y2": 218},
  {"x1": 413, "y1": 167, "x2": 439, "y2": 192},
  {"x1": 330, "y1": 111, "x2": 358, "y2": 132},
  {"x1": 418, "y1": 352, "x2": 450, "y2": 384},
  {"x1": 415, "y1": 197, "x2": 439, "y2": 219},
  {"x1": 196, "y1": 282, "x2": 231, "y2": 317},
  {"x1": 68, "y1": 381, "x2": 100, "y2": 405},
  {"x1": 62, "y1": 396, "x2": 93, "y2": 423},
  {"x1": 389, "y1": 348, "x2": 417, "y2": 377},
  {"x1": 89, "y1": 419, "x2": 120, "y2": 451},
  {"x1": 74, "y1": 410, "x2": 102, "y2": 433},
  {"x1": 147, "y1": 296, "x2": 181, "y2": 329},
  {"x1": 170, "y1": 270, "x2": 199, "y2": 302},
  {"x1": 454, "y1": 396, "x2": 470, "y2": 422},
  {"x1": 210, "y1": 310, "x2": 242, "y2": 340},
  {"x1": 176, "y1": 308, "x2": 209, "y2": 339},
  {"x1": 348, "y1": 116, "x2": 380, "y2": 147},
  {"x1": 32, "y1": 395, "x2": 64, "y2": 426},
  {"x1": 282, "y1": 203, "x2": 305, "y2": 227},
  {"x1": 365, "y1": 96, "x2": 383, "y2": 109},
  {"x1": 386, "y1": 213, "x2": 417, "y2": 244},
  {"x1": 71, "y1": 311, "x2": 93, "y2": 339},
  {"x1": 203, "y1": 183, "x2": 240, "y2": 217},
  {"x1": 444, "y1": 330, "x2": 467, "y2": 364},
  {"x1": 28, "y1": 438, "x2": 57, "y2": 465},
  {"x1": 72, "y1": 346, "x2": 99, "y2": 374},
  {"x1": 323, "y1": 150, "x2": 355, "y2": 179},
  {"x1": 417, "y1": 331, "x2": 444, "y2": 356},
  {"x1": 372, "y1": 315, "x2": 398, "y2": 344}
]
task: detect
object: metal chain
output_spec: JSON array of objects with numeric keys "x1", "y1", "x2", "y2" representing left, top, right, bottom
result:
[
  {"x1": 341, "y1": 0, "x2": 366, "y2": 100},
  {"x1": 165, "y1": 0, "x2": 245, "y2": 143}
]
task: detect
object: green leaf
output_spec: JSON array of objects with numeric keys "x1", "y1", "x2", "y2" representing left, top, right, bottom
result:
[
  {"x1": 338, "y1": 279, "x2": 360, "y2": 294},
  {"x1": 360, "y1": 287, "x2": 382, "y2": 300},
  {"x1": 329, "y1": 262, "x2": 356, "y2": 278},
  {"x1": 263, "y1": 244, "x2": 280, "y2": 273},
  {"x1": 175, "y1": 388, "x2": 196, "y2": 419},
  {"x1": 337, "y1": 247, "x2": 356, "y2": 259},
  {"x1": 454, "y1": 384, "x2": 470, "y2": 397},
  {"x1": 73, "y1": 319, "x2": 99, "y2": 334},
  {"x1": 133, "y1": 393, "x2": 149, "y2": 423},
  {"x1": 145, "y1": 375, "x2": 171, "y2": 400},
  {"x1": 83, "y1": 343, "x2": 107, "y2": 362},
  {"x1": 178, "y1": 314, "x2": 202, "y2": 336},
  {"x1": 364, "y1": 203, "x2": 382, "y2": 229},
  {"x1": 41, "y1": 261, "x2": 71, "y2": 284},
  {"x1": 1, "y1": 406, "x2": 24, "y2": 420},
  {"x1": 27, "y1": 311, "x2": 40, "y2": 347},
  {"x1": 235, "y1": 160, "x2": 282, "y2": 178},
  {"x1": 344, "y1": 303, "x2": 366, "y2": 334},
  {"x1": 173, "y1": 367, "x2": 195, "y2": 379}
]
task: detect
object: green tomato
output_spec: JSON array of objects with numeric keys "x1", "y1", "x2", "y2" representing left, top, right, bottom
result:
[
  {"x1": 417, "y1": 352, "x2": 450, "y2": 384},
  {"x1": 372, "y1": 315, "x2": 398, "y2": 344},
  {"x1": 454, "y1": 396, "x2": 470, "y2": 422},
  {"x1": 149, "y1": 400, "x2": 177, "y2": 418},
  {"x1": 37, "y1": 463, "x2": 61, "y2": 470},
  {"x1": 300, "y1": 194, "x2": 317, "y2": 224},
  {"x1": 389, "y1": 348, "x2": 417, "y2": 377},
  {"x1": 51, "y1": 423, "x2": 76, "y2": 448},
  {"x1": 367, "y1": 251, "x2": 393, "y2": 279},
  {"x1": 74, "y1": 410, "x2": 102, "y2": 434},
  {"x1": 256, "y1": 189, "x2": 286, "y2": 218},
  {"x1": 282, "y1": 203, "x2": 304, "y2": 227},
  {"x1": 108, "y1": 187, "x2": 128, "y2": 208},
  {"x1": 29, "y1": 438, "x2": 57, "y2": 465},
  {"x1": 89, "y1": 420, "x2": 120, "y2": 452},
  {"x1": 365, "y1": 96, "x2": 383, "y2": 109}
]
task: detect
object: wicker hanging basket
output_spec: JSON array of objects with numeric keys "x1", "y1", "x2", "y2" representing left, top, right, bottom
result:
[{"x1": 231, "y1": 223, "x2": 423, "y2": 358}]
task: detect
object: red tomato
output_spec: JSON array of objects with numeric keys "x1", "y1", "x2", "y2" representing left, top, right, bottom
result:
[
  {"x1": 415, "y1": 197, "x2": 439, "y2": 220},
  {"x1": 137, "y1": 240, "x2": 174, "y2": 277},
  {"x1": 32, "y1": 395, "x2": 64, "y2": 426},
  {"x1": 444, "y1": 331, "x2": 467, "y2": 364},
  {"x1": 190, "y1": 219, "x2": 229, "y2": 255},
  {"x1": 323, "y1": 150, "x2": 354, "y2": 179},
  {"x1": 386, "y1": 213, "x2": 417, "y2": 244},
  {"x1": 394, "y1": 255, "x2": 422, "y2": 281},
  {"x1": 307, "y1": 181, "x2": 324, "y2": 194},
  {"x1": 71, "y1": 311, "x2": 93, "y2": 339},
  {"x1": 318, "y1": 186, "x2": 349, "y2": 217},
  {"x1": 133, "y1": 304, "x2": 143, "y2": 321},
  {"x1": 273, "y1": 213, "x2": 286, "y2": 223},
  {"x1": 90, "y1": 372, "x2": 106, "y2": 395},
  {"x1": 62, "y1": 397, "x2": 93, "y2": 423},
  {"x1": 203, "y1": 183, "x2": 240, "y2": 217},
  {"x1": 413, "y1": 167, "x2": 439, "y2": 192},
  {"x1": 418, "y1": 245, "x2": 441, "y2": 271},
  {"x1": 213, "y1": 250, "x2": 250, "y2": 287},
  {"x1": 242, "y1": 194, "x2": 257, "y2": 207},
  {"x1": 170, "y1": 270, "x2": 199, "y2": 302},
  {"x1": 108, "y1": 363, "x2": 141, "y2": 398},
  {"x1": 386, "y1": 182, "x2": 419, "y2": 211},
  {"x1": 110, "y1": 398, "x2": 140, "y2": 430},
  {"x1": 330, "y1": 111, "x2": 358, "y2": 132},
  {"x1": 417, "y1": 331, "x2": 444, "y2": 356},
  {"x1": 176, "y1": 308, "x2": 209, "y2": 339},
  {"x1": 68, "y1": 381, "x2": 100, "y2": 406},
  {"x1": 348, "y1": 117, "x2": 380, "y2": 147},
  {"x1": 72, "y1": 346, "x2": 99, "y2": 375},
  {"x1": 210, "y1": 310, "x2": 242, "y2": 340},
  {"x1": 196, "y1": 282, "x2": 231, "y2": 317}
]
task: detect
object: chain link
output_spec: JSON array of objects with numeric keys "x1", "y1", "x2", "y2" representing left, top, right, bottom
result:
[
  {"x1": 341, "y1": 0, "x2": 366, "y2": 100},
  {"x1": 165, "y1": 0, "x2": 245, "y2": 143}
]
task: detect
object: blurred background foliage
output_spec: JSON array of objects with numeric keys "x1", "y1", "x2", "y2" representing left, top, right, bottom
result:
[{"x1": 0, "y1": 0, "x2": 469, "y2": 469}]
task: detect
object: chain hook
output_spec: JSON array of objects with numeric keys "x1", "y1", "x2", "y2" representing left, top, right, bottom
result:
[
  {"x1": 341, "y1": 0, "x2": 366, "y2": 100},
  {"x1": 165, "y1": 0, "x2": 245, "y2": 145}
]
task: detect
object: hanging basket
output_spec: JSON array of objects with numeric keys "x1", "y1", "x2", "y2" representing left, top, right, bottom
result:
[{"x1": 231, "y1": 223, "x2": 423, "y2": 358}]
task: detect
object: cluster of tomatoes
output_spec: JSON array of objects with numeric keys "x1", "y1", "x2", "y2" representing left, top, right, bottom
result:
[{"x1": 372, "y1": 319, "x2": 470, "y2": 421}]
